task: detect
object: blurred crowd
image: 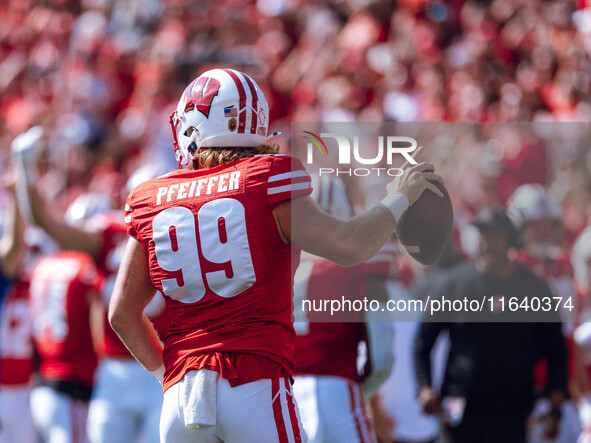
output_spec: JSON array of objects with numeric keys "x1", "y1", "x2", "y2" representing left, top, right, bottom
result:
[
  {"x1": 1, "y1": 0, "x2": 591, "y2": 212},
  {"x1": 2, "y1": 0, "x2": 591, "y2": 442}
]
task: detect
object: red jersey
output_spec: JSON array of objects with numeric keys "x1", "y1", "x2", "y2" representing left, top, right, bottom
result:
[
  {"x1": 30, "y1": 251, "x2": 101, "y2": 385},
  {"x1": 86, "y1": 211, "x2": 168, "y2": 358},
  {"x1": 0, "y1": 280, "x2": 34, "y2": 386},
  {"x1": 294, "y1": 255, "x2": 365, "y2": 382},
  {"x1": 125, "y1": 155, "x2": 312, "y2": 392},
  {"x1": 518, "y1": 250, "x2": 578, "y2": 385},
  {"x1": 293, "y1": 245, "x2": 393, "y2": 382}
]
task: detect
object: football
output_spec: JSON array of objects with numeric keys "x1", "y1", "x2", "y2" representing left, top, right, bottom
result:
[{"x1": 395, "y1": 176, "x2": 454, "y2": 266}]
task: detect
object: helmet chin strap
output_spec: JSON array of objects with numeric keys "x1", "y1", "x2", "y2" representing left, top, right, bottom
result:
[{"x1": 175, "y1": 149, "x2": 183, "y2": 169}]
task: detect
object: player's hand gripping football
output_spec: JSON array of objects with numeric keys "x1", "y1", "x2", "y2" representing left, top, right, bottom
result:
[
  {"x1": 379, "y1": 156, "x2": 445, "y2": 225},
  {"x1": 390, "y1": 162, "x2": 444, "y2": 206},
  {"x1": 385, "y1": 149, "x2": 453, "y2": 265}
]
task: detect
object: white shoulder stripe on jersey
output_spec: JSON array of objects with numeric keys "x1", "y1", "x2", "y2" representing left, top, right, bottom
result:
[
  {"x1": 124, "y1": 215, "x2": 132, "y2": 223},
  {"x1": 267, "y1": 182, "x2": 310, "y2": 195},
  {"x1": 124, "y1": 204, "x2": 132, "y2": 212},
  {"x1": 268, "y1": 170, "x2": 309, "y2": 183},
  {"x1": 254, "y1": 154, "x2": 287, "y2": 157}
]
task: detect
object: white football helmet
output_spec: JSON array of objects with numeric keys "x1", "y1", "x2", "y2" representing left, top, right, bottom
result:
[
  {"x1": 170, "y1": 68, "x2": 269, "y2": 168},
  {"x1": 310, "y1": 174, "x2": 353, "y2": 221},
  {"x1": 507, "y1": 183, "x2": 563, "y2": 258},
  {"x1": 506, "y1": 183, "x2": 561, "y2": 229}
]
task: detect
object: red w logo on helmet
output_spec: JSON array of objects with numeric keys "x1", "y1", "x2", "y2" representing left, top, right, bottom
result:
[{"x1": 183, "y1": 77, "x2": 221, "y2": 118}]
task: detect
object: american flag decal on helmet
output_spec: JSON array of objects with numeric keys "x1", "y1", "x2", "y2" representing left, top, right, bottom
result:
[{"x1": 224, "y1": 107, "x2": 238, "y2": 118}]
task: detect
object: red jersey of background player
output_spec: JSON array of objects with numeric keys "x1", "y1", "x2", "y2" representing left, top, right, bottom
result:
[
  {"x1": 0, "y1": 280, "x2": 34, "y2": 386},
  {"x1": 85, "y1": 211, "x2": 168, "y2": 357},
  {"x1": 293, "y1": 242, "x2": 397, "y2": 382},
  {"x1": 294, "y1": 256, "x2": 366, "y2": 382},
  {"x1": 125, "y1": 155, "x2": 312, "y2": 392},
  {"x1": 518, "y1": 250, "x2": 578, "y2": 385},
  {"x1": 30, "y1": 251, "x2": 101, "y2": 385}
]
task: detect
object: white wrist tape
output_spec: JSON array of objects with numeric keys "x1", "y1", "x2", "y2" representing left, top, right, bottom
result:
[
  {"x1": 151, "y1": 364, "x2": 165, "y2": 384},
  {"x1": 379, "y1": 192, "x2": 409, "y2": 223}
]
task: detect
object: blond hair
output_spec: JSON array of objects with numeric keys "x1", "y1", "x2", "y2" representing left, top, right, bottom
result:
[{"x1": 194, "y1": 144, "x2": 279, "y2": 169}]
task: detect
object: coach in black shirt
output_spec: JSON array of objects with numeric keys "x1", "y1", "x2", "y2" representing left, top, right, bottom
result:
[{"x1": 414, "y1": 206, "x2": 567, "y2": 443}]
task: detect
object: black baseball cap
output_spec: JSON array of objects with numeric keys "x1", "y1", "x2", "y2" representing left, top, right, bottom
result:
[{"x1": 473, "y1": 206, "x2": 519, "y2": 246}]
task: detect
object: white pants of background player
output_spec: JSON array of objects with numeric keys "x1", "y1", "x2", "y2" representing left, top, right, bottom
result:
[
  {"x1": 160, "y1": 370, "x2": 306, "y2": 443},
  {"x1": 30, "y1": 385, "x2": 89, "y2": 443},
  {"x1": 293, "y1": 375, "x2": 375, "y2": 443},
  {"x1": 87, "y1": 359, "x2": 163, "y2": 443},
  {"x1": 0, "y1": 385, "x2": 38, "y2": 443}
]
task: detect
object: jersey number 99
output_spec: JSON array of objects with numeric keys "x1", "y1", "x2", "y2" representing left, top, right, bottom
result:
[{"x1": 152, "y1": 198, "x2": 256, "y2": 303}]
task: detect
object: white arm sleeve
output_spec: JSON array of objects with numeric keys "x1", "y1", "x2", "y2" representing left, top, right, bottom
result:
[{"x1": 11, "y1": 127, "x2": 42, "y2": 224}]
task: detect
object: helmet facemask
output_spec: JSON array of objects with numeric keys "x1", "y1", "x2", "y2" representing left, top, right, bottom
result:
[{"x1": 171, "y1": 109, "x2": 205, "y2": 168}]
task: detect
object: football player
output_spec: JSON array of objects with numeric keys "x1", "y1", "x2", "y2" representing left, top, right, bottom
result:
[
  {"x1": 507, "y1": 184, "x2": 583, "y2": 442},
  {"x1": 570, "y1": 226, "x2": 591, "y2": 440},
  {"x1": 11, "y1": 130, "x2": 168, "y2": 443},
  {"x1": 28, "y1": 246, "x2": 102, "y2": 442},
  {"x1": 0, "y1": 182, "x2": 38, "y2": 443},
  {"x1": 0, "y1": 277, "x2": 36, "y2": 443},
  {"x1": 108, "y1": 68, "x2": 443, "y2": 442},
  {"x1": 293, "y1": 174, "x2": 393, "y2": 443},
  {"x1": 507, "y1": 184, "x2": 577, "y2": 331}
]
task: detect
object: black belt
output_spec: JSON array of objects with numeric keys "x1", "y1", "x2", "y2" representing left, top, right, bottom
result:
[{"x1": 39, "y1": 378, "x2": 93, "y2": 402}]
